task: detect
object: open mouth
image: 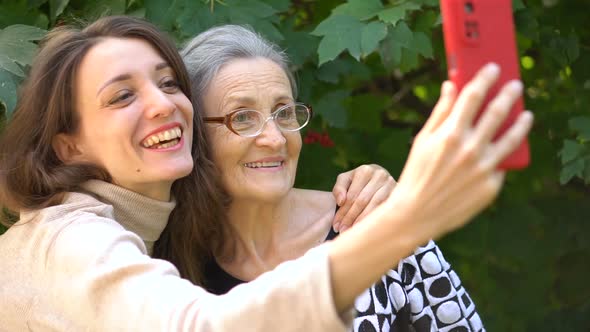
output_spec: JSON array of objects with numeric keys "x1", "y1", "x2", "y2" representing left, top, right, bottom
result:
[
  {"x1": 142, "y1": 126, "x2": 182, "y2": 149},
  {"x1": 244, "y1": 161, "x2": 284, "y2": 168}
]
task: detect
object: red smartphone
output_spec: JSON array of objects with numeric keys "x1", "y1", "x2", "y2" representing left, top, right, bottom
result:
[{"x1": 441, "y1": 0, "x2": 530, "y2": 169}]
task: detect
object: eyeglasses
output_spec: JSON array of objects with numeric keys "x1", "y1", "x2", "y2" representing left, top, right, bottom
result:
[{"x1": 203, "y1": 103, "x2": 313, "y2": 137}]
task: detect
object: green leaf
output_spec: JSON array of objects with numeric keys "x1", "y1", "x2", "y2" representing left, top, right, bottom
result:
[
  {"x1": 315, "y1": 57, "x2": 371, "y2": 84},
  {"x1": 560, "y1": 158, "x2": 585, "y2": 185},
  {"x1": 280, "y1": 29, "x2": 319, "y2": 68},
  {"x1": 227, "y1": 0, "x2": 278, "y2": 19},
  {"x1": 568, "y1": 116, "x2": 590, "y2": 141},
  {"x1": 49, "y1": 0, "x2": 69, "y2": 21},
  {"x1": 0, "y1": 0, "x2": 49, "y2": 29},
  {"x1": 361, "y1": 21, "x2": 387, "y2": 56},
  {"x1": 346, "y1": 94, "x2": 389, "y2": 133},
  {"x1": 547, "y1": 31, "x2": 580, "y2": 67},
  {"x1": 414, "y1": 0, "x2": 438, "y2": 6},
  {"x1": 313, "y1": 90, "x2": 350, "y2": 128},
  {"x1": 0, "y1": 24, "x2": 46, "y2": 77},
  {"x1": 80, "y1": 0, "x2": 127, "y2": 17},
  {"x1": 512, "y1": 0, "x2": 525, "y2": 11},
  {"x1": 378, "y1": 21, "x2": 412, "y2": 69},
  {"x1": 259, "y1": 0, "x2": 290, "y2": 12},
  {"x1": 376, "y1": 128, "x2": 412, "y2": 176},
  {"x1": 560, "y1": 140, "x2": 584, "y2": 164},
  {"x1": 0, "y1": 54, "x2": 24, "y2": 76},
  {"x1": 410, "y1": 31, "x2": 433, "y2": 58},
  {"x1": 414, "y1": 10, "x2": 440, "y2": 31},
  {"x1": 177, "y1": 0, "x2": 283, "y2": 42},
  {"x1": 377, "y1": 2, "x2": 421, "y2": 26},
  {"x1": 0, "y1": 69, "x2": 17, "y2": 117},
  {"x1": 27, "y1": 0, "x2": 48, "y2": 8},
  {"x1": 145, "y1": 0, "x2": 180, "y2": 31},
  {"x1": 398, "y1": 48, "x2": 419, "y2": 71},
  {"x1": 176, "y1": 1, "x2": 216, "y2": 38},
  {"x1": 332, "y1": 0, "x2": 383, "y2": 20},
  {"x1": 312, "y1": 15, "x2": 363, "y2": 64}
]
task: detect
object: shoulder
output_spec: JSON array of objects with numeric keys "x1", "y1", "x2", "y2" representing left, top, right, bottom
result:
[
  {"x1": 13, "y1": 191, "x2": 142, "y2": 267},
  {"x1": 289, "y1": 189, "x2": 337, "y2": 241},
  {"x1": 292, "y1": 188, "x2": 337, "y2": 215}
]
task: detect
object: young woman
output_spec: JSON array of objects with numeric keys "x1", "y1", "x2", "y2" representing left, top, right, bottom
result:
[{"x1": 0, "y1": 16, "x2": 532, "y2": 332}]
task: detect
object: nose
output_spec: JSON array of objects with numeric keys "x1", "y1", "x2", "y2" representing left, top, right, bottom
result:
[
  {"x1": 144, "y1": 85, "x2": 176, "y2": 119},
  {"x1": 255, "y1": 118, "x2": 286, "y2": 149}
]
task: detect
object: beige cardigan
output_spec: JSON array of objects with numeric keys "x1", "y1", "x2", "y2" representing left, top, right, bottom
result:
[{"x1": 0, "y1": 180, "x2": 350, "y2": 331}]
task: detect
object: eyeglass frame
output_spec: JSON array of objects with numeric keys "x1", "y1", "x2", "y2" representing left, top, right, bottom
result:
[{"x1": 203, "y1": 102, "x2": 313, "y2": 137}]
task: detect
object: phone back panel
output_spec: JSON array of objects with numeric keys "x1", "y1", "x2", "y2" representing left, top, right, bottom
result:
[{"x1": 441, "y1": 0, "x2": 530, "y2": 169}]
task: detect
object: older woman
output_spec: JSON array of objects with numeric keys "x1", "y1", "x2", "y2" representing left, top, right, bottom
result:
[{"x1": 179, "y1": 25, "x2": 513, "y2": 331}]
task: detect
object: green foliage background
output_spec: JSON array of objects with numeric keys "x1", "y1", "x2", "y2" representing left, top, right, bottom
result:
[{"x1": 0, "y1": 0, "x2": 589, "y2": 330}]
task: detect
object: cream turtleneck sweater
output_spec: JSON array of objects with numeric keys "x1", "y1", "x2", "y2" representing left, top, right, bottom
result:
[{"x1": 0, "y1": 180, "x2": 350, "y2": 331}]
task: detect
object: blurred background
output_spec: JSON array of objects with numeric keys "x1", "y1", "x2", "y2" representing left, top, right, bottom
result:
[{"x1": 0, "y1": 0, "x2": 588, "y2": 330}]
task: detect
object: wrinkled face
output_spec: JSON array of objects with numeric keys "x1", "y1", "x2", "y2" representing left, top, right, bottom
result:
[
  {"x1": 202, "y1": 57, "x2": 302, "y2": 202},
  {"x1": 71, "y1": 37, "x2": 194, "y2": 200}
]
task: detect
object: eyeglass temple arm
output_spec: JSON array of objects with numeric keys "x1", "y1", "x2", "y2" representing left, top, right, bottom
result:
[{"x1": 203, "y1": 117, "x2": 226, "y2": 123}]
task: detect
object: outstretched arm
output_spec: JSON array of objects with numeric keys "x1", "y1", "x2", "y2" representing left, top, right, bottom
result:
[{"x1": 327, "y1": 63, "x2": 533, "y2": 312}]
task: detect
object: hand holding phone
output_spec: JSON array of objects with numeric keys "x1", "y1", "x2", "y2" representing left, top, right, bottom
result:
[{"x1": 441, "y1": 0, "x2": 530, "y2": 169}]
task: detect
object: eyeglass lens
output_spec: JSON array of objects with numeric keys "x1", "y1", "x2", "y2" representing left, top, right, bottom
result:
[{"x1": 230, "y1": 104, "x2": 310, "y2": 136}]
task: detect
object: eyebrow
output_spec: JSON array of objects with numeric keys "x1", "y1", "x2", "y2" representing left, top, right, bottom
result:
[{"x1": 96, "y1": 62, "x2": 172, "y2": 96}]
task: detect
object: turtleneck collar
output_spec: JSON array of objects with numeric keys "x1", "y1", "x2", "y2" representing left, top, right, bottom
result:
[{"x1": 80, "y1": 180, "x2": 176, "y2": 255}]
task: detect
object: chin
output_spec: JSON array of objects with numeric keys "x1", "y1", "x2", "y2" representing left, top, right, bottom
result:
[{"x1": 158, "y1": 161, "x2": 194, "y2": 181}]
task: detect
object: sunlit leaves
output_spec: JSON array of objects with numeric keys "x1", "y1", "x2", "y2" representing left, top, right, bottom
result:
[
  {"x1": 313, "y1": 1, "x2": 433, "y2": 68},
  {"x1": 312, "y1": 15, "x2": 364, "y2": 64}
]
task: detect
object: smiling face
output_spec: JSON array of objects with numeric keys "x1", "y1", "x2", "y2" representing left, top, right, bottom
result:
[
  {"x1": 202, "y1": 57, "x2": 302, "y2": 202},
  {"x1": 63, "y1": 37, "x2": 194, "y2": 200}
]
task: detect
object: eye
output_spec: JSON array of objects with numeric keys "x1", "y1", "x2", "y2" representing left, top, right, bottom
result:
[
  {"x1": 108, "y1": 89, "x2": 135, "y2": 106},
  {"x1": 230, "y1": 110, "x2": 262, "y2": 133},
  {"x1": 160, "y1": 77, "x2": 180, "y2": 93}
]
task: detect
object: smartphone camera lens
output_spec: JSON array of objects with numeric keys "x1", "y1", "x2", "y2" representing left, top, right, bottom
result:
[{"x1": 464, "y1": 1, "x2": 474, "y2": 14}]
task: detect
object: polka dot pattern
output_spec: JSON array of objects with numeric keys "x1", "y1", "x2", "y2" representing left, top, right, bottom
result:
[{"x1": 351, "y1": 241, "x2": 486, "y2": 332}]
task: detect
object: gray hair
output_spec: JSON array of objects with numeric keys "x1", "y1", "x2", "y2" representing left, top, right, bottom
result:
[{"x1": 181, "y1": 25, "x2": 297, "y2": 114}]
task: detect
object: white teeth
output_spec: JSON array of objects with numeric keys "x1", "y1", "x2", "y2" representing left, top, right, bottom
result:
[
  {"x1": 244, "y1": 161, "x2": 283, "y2": 168},
  {"x1": 156, "y1": 138, "x2": 179, "y2": 149},
  {"x1": 142, "y1": 126, "x2": 182, "y2": 148}
]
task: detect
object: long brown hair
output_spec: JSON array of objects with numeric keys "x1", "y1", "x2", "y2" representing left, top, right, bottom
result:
[{"x1": 0, "y1": 16, "x2": 228, "y2": 284}]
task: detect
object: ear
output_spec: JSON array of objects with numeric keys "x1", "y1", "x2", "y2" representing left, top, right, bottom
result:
[{"x1": 52, "y1": 133, "x2": 87, "y2": 164}]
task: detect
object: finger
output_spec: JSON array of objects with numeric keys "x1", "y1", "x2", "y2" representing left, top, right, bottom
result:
[
  {"x1": 336, "y1": 175, "x2": 388, "y2": 231},
  {"x1": 473, "y1": 80, "x2": 523, "y2": 146},
  {"x1": 332, "y1": 171, "x2": 353, "y2": 206},
  {"x1": 344, "y1": 181, "x2": 396, "y2": 230},
  {"x1": 487, "y1": 111, "x2": 533, "y2": 167},
  {"x1": 333, "y1": 169, "x2": 371, "y2": 228},
  {"x1": 422, "y1": 81, "x2": 458, "y2": 133},
  {"x1": 449, "y1": 63, "x2": 500, "y2": 129}
]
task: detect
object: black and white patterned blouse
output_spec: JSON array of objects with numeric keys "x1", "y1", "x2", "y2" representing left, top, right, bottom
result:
[{"x1": 203, "y1": 230, "x2": 485, "y2": 332}]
